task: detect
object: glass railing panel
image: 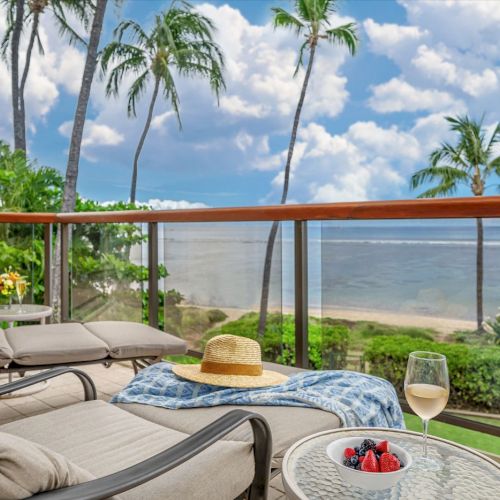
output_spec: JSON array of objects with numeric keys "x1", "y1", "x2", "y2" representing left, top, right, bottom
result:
[
  {"x1": 70, "y1": 222, "x2": 145, "y2": 322},
  {"x1": 320, "y1": 218, "x2": 500, "y2": 453},
  {"x1": 162, "y1": 222, "x2": 285, "y2": 360}
]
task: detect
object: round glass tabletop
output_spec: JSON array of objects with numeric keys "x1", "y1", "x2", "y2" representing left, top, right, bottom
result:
[
  {"x1": 0, "y1": 304, "x2": 52, "y2": 321},
  {"x1": 282, "y1": 428, "x2": 500, "y2": 500}
]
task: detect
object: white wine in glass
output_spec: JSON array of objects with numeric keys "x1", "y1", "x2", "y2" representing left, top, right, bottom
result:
[
  {"x1": 404, "y1": 351, "x2": 449, "y2": 470},
  {"x1": 16, "y1": 279, "x2": 27, "y2": 312}
]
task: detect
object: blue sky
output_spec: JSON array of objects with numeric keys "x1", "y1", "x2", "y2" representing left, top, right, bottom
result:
[{"x1": 1, "y1": 0, "x2": 499, "y2": 208}]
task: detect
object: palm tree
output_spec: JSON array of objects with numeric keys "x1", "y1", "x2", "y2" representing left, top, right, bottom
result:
[
  {"x1": 101, "y1": 0, "x2": 225, "y2": 203},
  {"x1": 411, "y1": 115, "x2": 500, "y2": 330},
  {"x1": 258, "y1": 0, "x2": 358, "y2": 337},
  {"x1": 61, "y1": 0, "x2": 107, "y2": 212},
  {"x1": 1, "y1": 0, "x2": 91, "y2": 151}
]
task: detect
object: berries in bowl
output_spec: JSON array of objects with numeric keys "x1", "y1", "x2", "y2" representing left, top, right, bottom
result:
[{"x1": 326, "y1": 437, "x2": 412, "y2": 491}]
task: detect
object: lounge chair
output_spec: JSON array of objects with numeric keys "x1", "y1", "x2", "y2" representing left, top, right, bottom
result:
[
  {"x1": 0, "y1": 368, "x2": 271, "y2": 499},
  {"x1": 0, "y1": 321, "x2": 187, "y2": 375}
]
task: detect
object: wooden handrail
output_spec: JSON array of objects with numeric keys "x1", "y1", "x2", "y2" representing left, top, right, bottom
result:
[{"x1": 0, "y1": 196, "x2": 499, "y2": 224}]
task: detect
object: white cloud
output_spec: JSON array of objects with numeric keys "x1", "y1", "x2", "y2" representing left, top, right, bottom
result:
[
  {"x1": 151, "y1": 111, "x2": 175, "y2": 131},
  {"x1": 368, "y1": 78, "x2": 457, "y2": 113},
  {"x1": 145, "y1": 199, "x2": 209, "y2": 210},
  {"x1": 234, "y1": 131, "x2": 253, "y2": 151},
  {"x1": 220, "y1": 95, "x2": 268, "y2": 118},
  {"x1": 363, "y1": 18, "x2": 428, "y2": 63}
]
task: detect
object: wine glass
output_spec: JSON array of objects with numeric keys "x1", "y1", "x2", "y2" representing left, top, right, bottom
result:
[
  {"x1": 16, "y1": 278, "x2": 27, "y2": 312},
  {"x1": 404, "y1": 351, "x2": 449, "y2": 470}
]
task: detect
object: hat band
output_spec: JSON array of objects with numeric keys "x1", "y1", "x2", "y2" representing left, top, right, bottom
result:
[{"x1": 201, "y1": 360, "x2": 263, "y2": 376}]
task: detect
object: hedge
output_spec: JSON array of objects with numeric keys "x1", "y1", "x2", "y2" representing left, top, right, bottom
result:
[
  {"x1": 204, "y1": 312, "x2": 349, "y2": 370},
  {"x1": 364, "y1": 336, "x2": 500, "y2": 411}
]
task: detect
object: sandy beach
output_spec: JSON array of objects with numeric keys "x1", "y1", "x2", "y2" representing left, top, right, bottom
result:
[{"x1": 188, "y1": 304, "x2": 476, "y2": 338}]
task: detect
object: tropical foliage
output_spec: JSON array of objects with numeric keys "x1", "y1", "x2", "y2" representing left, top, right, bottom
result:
[
  {"x1": 411, "y1": 115, "x2": 500, "y2": 329},
  {"x1": 101, "y1": 0, "x2": 225, "y2": 202},
  {"x1": 258, "y1": 0, "x2": 358, "y2": 337}
]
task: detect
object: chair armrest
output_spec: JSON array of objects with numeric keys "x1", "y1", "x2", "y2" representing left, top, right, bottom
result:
[
  {"x1": 31, "y1": 409, "x2": 272, "y2": 500},
  {"x1": 0, "y1": 367, "x2": 97, "y2": 401}
]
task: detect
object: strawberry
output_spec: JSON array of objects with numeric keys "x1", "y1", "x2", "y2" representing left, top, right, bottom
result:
[
  {"x1": 379, "y1": 452, "x2": 401, "y2": 473},
  {"x1": 358, "y1": 455, "x2": 365, "y2": 463},
  {"x1": 361, "y1": 450, "x2": 379, "y2": 473},
  {"x1": 375, "y1": 440, "x2": 390, "y2": 453},
  {"x1": 344, "y1": 447, "x2": 356, "y2": 459}
]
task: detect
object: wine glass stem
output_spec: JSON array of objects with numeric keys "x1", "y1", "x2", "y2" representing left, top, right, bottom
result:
[{"x1": 422, "y1": 418, "x2": 429, "y2": 458}]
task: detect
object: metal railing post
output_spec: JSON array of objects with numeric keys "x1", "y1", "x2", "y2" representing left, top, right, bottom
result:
[
  {"x1": 148, "y1": 222, "x2": 159, "y2": 329},
  {"x1": 43, "y1": 223, "x2": 52, "y2": 320},
  {"x1": 60, "y1": 223, "x2": 70, "y2": 322},
  {"x1": 294, "y1": 220, "x2": 309, "y2": 368}
]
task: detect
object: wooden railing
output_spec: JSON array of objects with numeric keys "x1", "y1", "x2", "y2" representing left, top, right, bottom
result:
[
  {"x1": 1, "y1": 196, "x2": 500, "y2": 438},
  {"x1": 0, "y1": 196, "x2": 500, "y2": 223}
]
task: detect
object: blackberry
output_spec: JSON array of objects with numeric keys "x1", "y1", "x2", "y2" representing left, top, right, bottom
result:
[
  {"x1": 354, "y1": 446, "x2": 360, "y2": 453},
  {"x1": 359, "y1": 439, "x2": 376, "y2": 454},
  {"x1": 343, "y1": 458, "x2": 350, "y2": 467},
  {"x1": 355, "y1": 464, "x2": 362, "y2": 470}
]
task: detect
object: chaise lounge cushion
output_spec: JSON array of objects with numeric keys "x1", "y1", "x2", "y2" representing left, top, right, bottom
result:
[
  {"x1": 5, "y1": 323, "x2": 109, "y2": 366},
  {"x1": 0, "y1": 400, "x2": 254, "y2": 500},
  {"x1": 0, "y1": 329, "x2": 13, "y2": 367},
  {"x1": 115, "y1": 361, "x2": 340, "y2": 468},
  {"x1": 84, "y1": 321, "x2": 187, "y2": 359},
  {"x1": 0, "y1": 431, "x2": 94, "y2": 499}
]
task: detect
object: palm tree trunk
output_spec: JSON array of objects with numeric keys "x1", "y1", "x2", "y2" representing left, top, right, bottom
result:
[
  {"x1": 130, "y1": 76, "x2": 160, "y2": 204},
  {"x1": 18, "y1": 12, "x2": 41, "y2": 152},
  {"x1": 11, "y1": 0, "x2": 25, "y2": 151},
  {"x1": 54, "y1": 0, "x2": 107, "y2": 321},
  {"x1": 257, "y1": 41, "x2": 318, "y2": 337},
  {"x1": 62, "y1": 0, "x2": 107, "y2": 212},
  {"x1": 476, "y1": 217, "x2": 484, "y2": 331}
]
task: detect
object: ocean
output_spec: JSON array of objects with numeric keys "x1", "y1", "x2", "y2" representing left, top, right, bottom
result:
[{"x1": 154, "y1": 221, "x2": 500, "y2": 322}]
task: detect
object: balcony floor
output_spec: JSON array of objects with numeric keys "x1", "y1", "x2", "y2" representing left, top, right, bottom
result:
[{"x1": 0, "y1": 363, "x2": 286, "y2": 499}]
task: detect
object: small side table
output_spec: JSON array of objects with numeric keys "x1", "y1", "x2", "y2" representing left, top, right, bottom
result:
[
  {"x1": 282, "y1": 427, "x2": 500, "y2": 499},
  {"x1": 0, "y1": 304, "x2": 53, "y2": 327},
  {"x1": 0, "y1": 304, "x2": 53, "y2": 398}
]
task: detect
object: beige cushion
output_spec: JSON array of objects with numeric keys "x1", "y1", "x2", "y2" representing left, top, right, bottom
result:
[
  {"x1": 117, "y1": 403, "x2": 340, "y2": 467},
  {"x1": 5, "y1": 323, "x2": 109, "y2": 366},
  {"x1": 84, "y1": 321, "x2": 187, "y2": 359},
  {"x1": 0, "y1": 329, "x2": 13, "y2": 367},
  {"x1": 0, "y1": 431, "x2": 94, "y2": 499},
  {"x1": 0, "y1": 400, "x2": 254, "y2": 500}
]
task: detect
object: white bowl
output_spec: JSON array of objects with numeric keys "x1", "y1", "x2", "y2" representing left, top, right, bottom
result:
[{"x1": 326, "y1": 436, "x2": 412, "y2": 491}]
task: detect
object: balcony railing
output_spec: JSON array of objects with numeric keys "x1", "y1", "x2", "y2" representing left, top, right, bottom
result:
[{"x1": 1, "y1": 196, "x2": 499, "y2": 441}]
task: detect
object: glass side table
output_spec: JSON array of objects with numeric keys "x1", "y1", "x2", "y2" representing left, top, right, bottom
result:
[
  {"x1": 0, "y1": 304, "x2": 53, "y2": 397},
  {"x1": 0, "y1": 304, "x2": 53, "y2": 328},
  {"x1": 282, "y1": 428, "x2": 500, "y2": 499}
]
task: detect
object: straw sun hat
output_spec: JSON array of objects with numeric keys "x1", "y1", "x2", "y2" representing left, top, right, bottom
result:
[{"x1": 172, "y1": 334, "x2": 289, "y2": 388}]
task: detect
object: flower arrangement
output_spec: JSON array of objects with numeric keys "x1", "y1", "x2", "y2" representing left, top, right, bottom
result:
[{"x1": 0, "y1": 269, "x2": 26, "y2": 307}]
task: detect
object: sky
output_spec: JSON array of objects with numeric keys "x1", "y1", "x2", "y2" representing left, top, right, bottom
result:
[{"x1": 0, "y1": 0, "x2": 499, "y2": 209}]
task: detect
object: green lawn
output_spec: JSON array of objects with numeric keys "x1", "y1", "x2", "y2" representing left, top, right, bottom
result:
[{"x1": 404, "y1": 413, "x2": 500, "y2": 456}]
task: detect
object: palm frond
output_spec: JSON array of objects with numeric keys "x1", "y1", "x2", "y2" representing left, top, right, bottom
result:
[
  {"x1": 127, "y1": 70, "x2": 150, "y2": 117},
  {"x1": 293, "y1": 39, "x2": 309, "y2": 76},
  {"x1": 485, "y1": 122, "x2": 500, "y2": 157},
  {"x1": 160, "y1": 67, "x2": 182, "y2": 129},
  {"x1": 486, "y1": 155, "x2": 500, "y2": 176},
  {"x1": 295, "y1": 0, "x2": 334, "y2": 23},
  {"x1": 114, "y1": 19, "x2": 150, "y2": 49},
  {"x1": 410, "y1": 165, "x2": 469, "y2": 191},
  {"x1": 271, "y1": 7, "x2": 305, "y2": 34},
  {"x1": 416, "y1": 181, "x2": 459, "y2": 199},
  {"x1": 325, "y1": 22, "x2": 358, "y2": 55},
  {"x1": 429, "y1": 142, "x2": 470, "y2": 171}
]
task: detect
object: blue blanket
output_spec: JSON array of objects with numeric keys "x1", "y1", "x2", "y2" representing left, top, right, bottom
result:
[{"x1": 112, "y1": 363, "x2": 404, "y2": 428}]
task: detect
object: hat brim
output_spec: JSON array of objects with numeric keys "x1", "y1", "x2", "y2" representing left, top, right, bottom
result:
[{"x1": 172, "y1": 364, "x2": 289, "y2": 388}]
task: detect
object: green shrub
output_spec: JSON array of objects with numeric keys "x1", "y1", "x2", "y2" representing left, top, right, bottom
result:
[
  {"x1": 354, "y1": 321, "x2": 435, "y2": 341},
  {"x1": 364, "y1": 336, "x2": 500, "y2": 411},
  {"x1": 204, "y1": 313, "x2": 349, "y2": 370},
  {"x1": 206, "y1": 309, "x2": 228, "y2": 323}
]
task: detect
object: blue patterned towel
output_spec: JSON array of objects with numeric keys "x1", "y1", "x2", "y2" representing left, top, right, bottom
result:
[{"x1": 111, "y1": 363, "x2": 404, "y2": 428}]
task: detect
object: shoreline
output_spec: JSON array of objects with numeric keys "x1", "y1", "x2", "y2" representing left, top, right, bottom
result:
[{"x1": 184, "y1": 304, "x2": 476, "y2": 336}]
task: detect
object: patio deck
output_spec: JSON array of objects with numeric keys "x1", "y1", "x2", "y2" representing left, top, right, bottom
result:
[{"x1": 0, "y1": 362, "x2": 286, "y2": 499}]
